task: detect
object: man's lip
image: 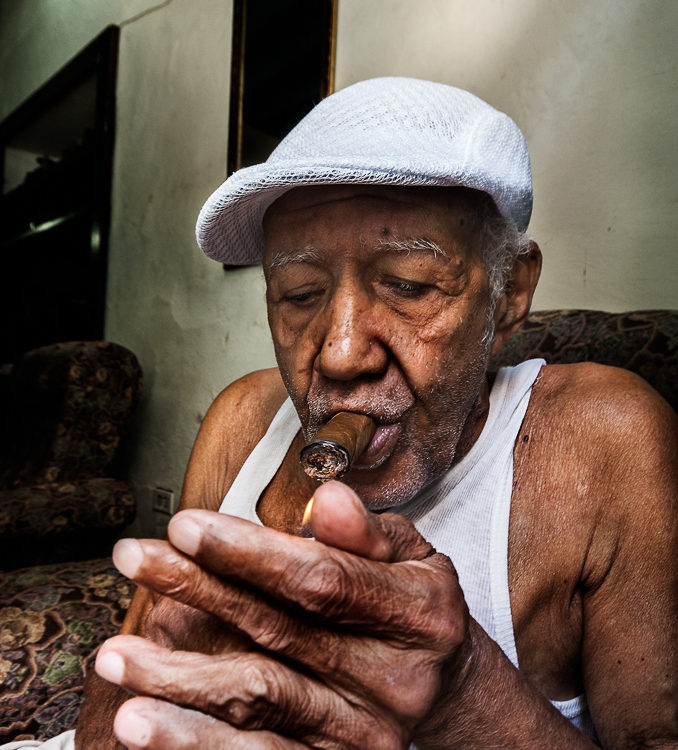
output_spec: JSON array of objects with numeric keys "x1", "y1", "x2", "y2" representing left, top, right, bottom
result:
[
  {"x1": 351, "y1": 423, "x2": 401, "y2": 470},
  {"x1": 315, "y1": 406, "x2": 408, "y2": 425}
]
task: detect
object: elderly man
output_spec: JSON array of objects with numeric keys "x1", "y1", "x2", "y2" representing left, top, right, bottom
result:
[{"x1": 29, "y1": 78, "x2": 675, "y2": 749}]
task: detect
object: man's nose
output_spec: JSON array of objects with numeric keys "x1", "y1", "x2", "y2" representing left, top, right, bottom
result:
[{"x1": 315, "y1": 291, "x2": 388, "y2": 381}]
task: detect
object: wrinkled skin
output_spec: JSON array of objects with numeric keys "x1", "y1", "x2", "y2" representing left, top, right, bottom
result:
[
  {"x1": 81, "y1": 185, "x2": 678, "y2": 749},
  {"x1": 97, "y1": 483, "x2": 476, "y2": 750},
  {"x1": 262, "y1": 186, "x2": 502, "y2": 510},
  {"x1": 86, "y1": 186, "x2": 552, "y2": 749}
]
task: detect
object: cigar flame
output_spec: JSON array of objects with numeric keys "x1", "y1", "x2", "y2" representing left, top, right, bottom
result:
[{"x1": 302, "y1": 496, "x2": 315, "y2": 525}]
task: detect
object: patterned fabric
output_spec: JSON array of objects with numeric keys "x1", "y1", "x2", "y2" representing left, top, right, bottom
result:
[
  {"x1": 0, "y1": 342, "x2": 143, "y2": 488},
  {"x1": 490, "y1": 310, "x2": 678, "y2": 412},
  {"x1": 0, "y1": 342, "x2": 142, "y2": 568},
  {"x1": 0, "y1": 558, "x2": 131, "y2": 742},
  {"x1": 0, "y1": 480, "x2": 136, "y2": 570}
]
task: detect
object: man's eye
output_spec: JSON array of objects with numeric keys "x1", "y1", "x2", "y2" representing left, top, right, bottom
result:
[
  {"x1": 283, "y1": 289, "x2": 319, "y2": 305},
  {"x1": 387, "y1": 280, "x2": 428, "y2": 297}
]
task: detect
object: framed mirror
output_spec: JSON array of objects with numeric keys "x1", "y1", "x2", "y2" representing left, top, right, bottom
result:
[
  {"x1": 228, "y1": 0, "x2": 337, "y2": 175},
  {"x1": 0, "y1": 26, "x2": 118, "y2": 362}
]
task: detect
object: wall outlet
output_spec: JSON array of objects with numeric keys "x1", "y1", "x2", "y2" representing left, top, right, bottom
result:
[{"x1": 152, "y1": 487, "x2": 175, "y2": 515}]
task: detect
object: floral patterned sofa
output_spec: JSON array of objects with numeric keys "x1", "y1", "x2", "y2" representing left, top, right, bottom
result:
[
  {"x1": 0, "y1": 341, "x2": 143, "y2": 569},
  {"x1": 0, "y1": 560, "x2": 132, "y2": 741},
  {"x1": 0, "y1": 341, "x2": 141, "y2": 742},
  {"x1": 0, "y1": 312, "x2": 675, "y2": 743},
  {"x1": 489, "y1": 309, "x2": 677, "y2": 412}
]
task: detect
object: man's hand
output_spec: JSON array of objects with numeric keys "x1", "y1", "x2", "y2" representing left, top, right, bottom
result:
[{"x1": 95, "y1": 481, "x2": 471, "y2": 749}]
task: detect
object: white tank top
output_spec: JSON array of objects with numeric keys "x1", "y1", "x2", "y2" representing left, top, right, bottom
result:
[{"x1": 220, "y1": 359, "x2": 596, "y2": 740}]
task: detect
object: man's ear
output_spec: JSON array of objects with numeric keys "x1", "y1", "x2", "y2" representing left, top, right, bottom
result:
[{"x1": 490, "y1": 240, "x2": 542, "y2": 356}]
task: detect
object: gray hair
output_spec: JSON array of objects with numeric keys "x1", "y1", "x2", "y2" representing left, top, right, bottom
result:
[
  {"x1": 469, "y1": 193, "x2": 532, "y2": 347},
  {"x1": 474, "y1": 194, "x2": 532, "y2": 308}
]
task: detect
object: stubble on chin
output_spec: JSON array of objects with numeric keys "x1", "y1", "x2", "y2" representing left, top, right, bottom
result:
[{"x1": 346, "y1": 395, "x2": 472, "y2": 511}]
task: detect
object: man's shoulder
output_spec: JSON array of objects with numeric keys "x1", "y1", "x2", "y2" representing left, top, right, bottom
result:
[
  {"x1": 523, "y1": 360, "x2": 677, "y2": 528},
  {"x1": 210, "y1": 367, "x2": 289, "y2": 428},
  {"x1": 204, "y1": 368, "x2": 291, "y2": 460},
  {"x1": 179, "y1": 368, "x2": 290, "y2": 511},
  {"x1": 532, "y1": 361, "x2": 675, "y2": 434},
  {"x1": 513, "y1": 360, "x2": 677, "y2": 597}
]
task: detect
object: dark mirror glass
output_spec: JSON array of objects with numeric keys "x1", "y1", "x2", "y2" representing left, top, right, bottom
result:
[{"x1": 228, "y1": 0, "x2": 336, "y2": 174}]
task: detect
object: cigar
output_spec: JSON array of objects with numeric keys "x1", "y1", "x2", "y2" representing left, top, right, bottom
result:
[{"x1": 300, "y1": 412, "x2": 377, "y2": 481}]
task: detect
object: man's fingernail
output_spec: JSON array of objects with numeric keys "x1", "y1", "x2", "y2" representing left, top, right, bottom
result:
[
  {"x1": 302, "y1": 496, "x2": 314, "y2": 525},
  {"x1": 113, "y1": 539, "x2": 144, "y2": 579},
  {"x1": 169, "y1": 514, "x2": 202, "y2": 556},
  {"x1": 115, "y1": 709, "x2": 152, "y2": 747},
  {"x1": 96, "y1": 650, "x2": 125, "y2": 684}
]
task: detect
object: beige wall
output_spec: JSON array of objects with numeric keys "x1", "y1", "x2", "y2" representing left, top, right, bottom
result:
[
  {"x1": 104, "y1": 1, "x2": 276, "y2": 535},
  {"x1": 335, "y1": 0, "x2": 678, "y2": 311},
  {"x1": 2, "y1": 1, "x2": 675, "y2": 534}
]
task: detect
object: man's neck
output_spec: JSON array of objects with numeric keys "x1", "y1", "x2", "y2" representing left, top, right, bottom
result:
[{"x1": 451, "y1": 374, "x2": 492, "y2": 466}]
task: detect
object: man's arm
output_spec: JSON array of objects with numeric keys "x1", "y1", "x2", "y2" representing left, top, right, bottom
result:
[
  {"x1": 507, "y1": 363, "x2": 678, "y2": 748},
  {"x1": 574, "y1": 369, "x2": 678, "y2": 747},
  {"x1": 74, "y1": 589, "x2": 154, "y2": 749},
  {"x1": 74, "y1": 368, "x2": 288, "y2": 749}
]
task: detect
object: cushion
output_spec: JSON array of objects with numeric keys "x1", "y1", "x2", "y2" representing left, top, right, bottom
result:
[{"x1": 0, "y1": 558, "x2": 130, "y2": 742}]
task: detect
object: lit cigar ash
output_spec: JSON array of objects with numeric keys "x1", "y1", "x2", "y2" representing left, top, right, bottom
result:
[{"x1": 300, "y1": 412, "x2": 377, "y2": 481}]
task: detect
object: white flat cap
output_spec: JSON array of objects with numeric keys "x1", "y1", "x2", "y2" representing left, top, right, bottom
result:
[{"x1": 196, "y1": 77, "x2": 532, "y2": 265}]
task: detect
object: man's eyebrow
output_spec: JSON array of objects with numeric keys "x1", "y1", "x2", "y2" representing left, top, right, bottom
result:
[
  {"x1": 267, "y1": 247, "x2": 324, "y2": 271},
  {"x1": 378, "y1": 236, "x2": 449, "y2": 259},
  {"x1": 266, "y1": 237, "x2": 449, "y2": 273}
]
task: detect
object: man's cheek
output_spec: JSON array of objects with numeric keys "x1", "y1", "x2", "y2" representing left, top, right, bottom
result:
[{"x1": 272, "y1": 334, "x2": 304, "y2": 387}]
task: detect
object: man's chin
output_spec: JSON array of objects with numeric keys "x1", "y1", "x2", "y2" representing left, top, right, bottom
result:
[
  {"x1": 342, "y1": 460, "x2": 430, "y2": 512},
  {"x1": 343, "y1": 430, "x2": 463, "y2": 511}
]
